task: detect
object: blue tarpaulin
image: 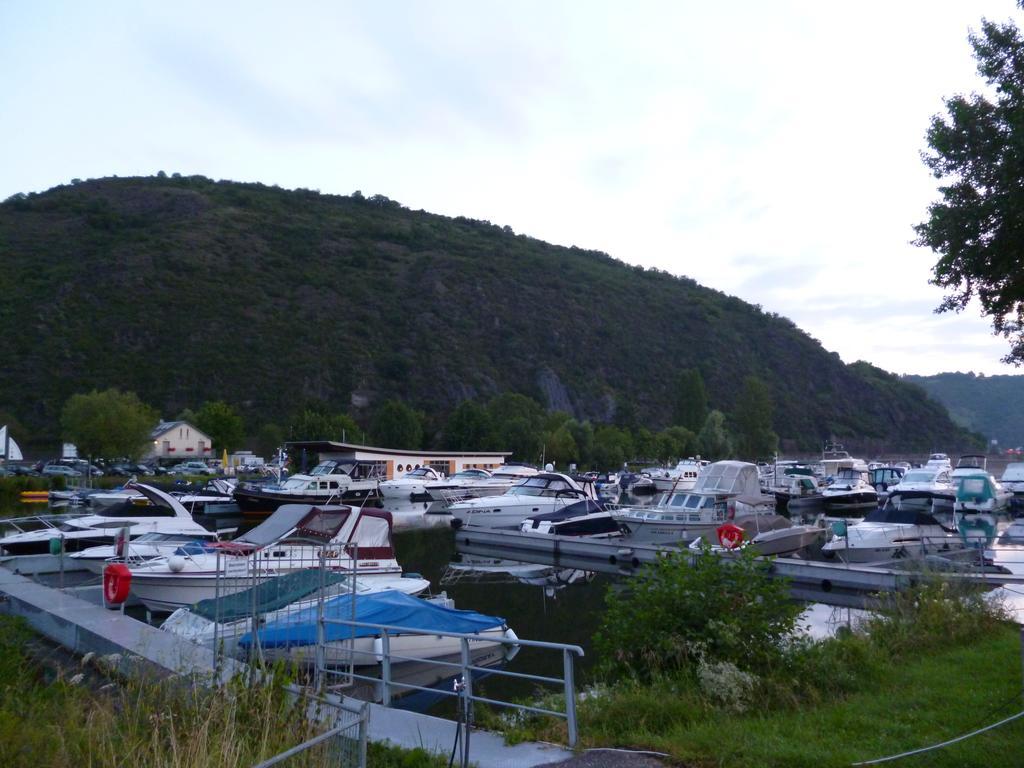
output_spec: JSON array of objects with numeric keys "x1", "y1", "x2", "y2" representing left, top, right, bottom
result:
[{"x1": 237, "y1": 589, "x2": 505, "y2": 649}]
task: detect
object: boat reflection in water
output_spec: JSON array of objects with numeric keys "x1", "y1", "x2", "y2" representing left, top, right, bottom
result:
[{"x1": 442, "y1": 553, "x2": 595, "y2": 594}]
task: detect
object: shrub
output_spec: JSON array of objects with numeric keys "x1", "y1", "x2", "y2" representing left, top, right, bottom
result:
[{"x1": 595, "y1": 545, "x2": 801, "y2": 678}]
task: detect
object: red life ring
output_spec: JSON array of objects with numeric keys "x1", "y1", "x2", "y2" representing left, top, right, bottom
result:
[
  {"x1": 103, "y1": 563, "x2": 132, "y2": 605},
  {"x1": 716, "y1": 523, "x2": 745, "y2": 549}
]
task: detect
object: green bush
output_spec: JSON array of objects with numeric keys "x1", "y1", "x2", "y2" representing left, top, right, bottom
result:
[{"x1": 595, "y1": 546, "x2": 801, "y2": 678}]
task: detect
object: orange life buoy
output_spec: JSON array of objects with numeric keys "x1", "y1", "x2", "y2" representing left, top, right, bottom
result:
[
  {"x1": 716, "y1": 523, "x2": 745, "y2": 549},
  {"x1": 103, "y1": 563, "x2": 132, "y2": 605}
]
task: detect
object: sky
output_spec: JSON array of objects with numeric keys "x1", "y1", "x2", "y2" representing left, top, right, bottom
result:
[{"x1": 1, "y1": 1, "x2": 1022, "y2": 376}]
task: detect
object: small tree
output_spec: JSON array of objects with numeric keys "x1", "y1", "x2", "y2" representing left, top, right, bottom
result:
[
  {"x1": 697, "y1": 410, "x2": 733, "y2": 459},
  {"x1": 733, "y1": 376, "x2": 778, "y2": 460},
  {"x1": 371, "y1": 400, "x2": 424, "y2": 449},
  {"x1": 196, "y1": 401, "x2": 245, "y2": 453},
  {"x1": 61, "y1": 389, "x2": 158, "y2": 460}
]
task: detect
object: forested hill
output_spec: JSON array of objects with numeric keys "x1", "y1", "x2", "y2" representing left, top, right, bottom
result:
[
  {"x1": 0, "y1": 175, "x2": 976, "y2": 451},
  {"x1": 905, "y1": 373, "x2": 1024, "y2": 449}
]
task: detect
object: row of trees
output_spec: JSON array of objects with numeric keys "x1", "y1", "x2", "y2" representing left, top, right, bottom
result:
[{"x1": 57, "y1": 370, "x2": 779, "y2": 468}]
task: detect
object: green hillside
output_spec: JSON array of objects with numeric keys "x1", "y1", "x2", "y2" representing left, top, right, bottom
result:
[
  {"x1": 0, "y1": 175, "x2": 978, "y2": 452},
  {"x1": 905, "y1": 372, "x2": 1024, "y2": 448}
]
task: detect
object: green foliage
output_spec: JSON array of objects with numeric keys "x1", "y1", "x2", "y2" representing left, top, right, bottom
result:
[
  {"x1": 442, "y1": 400, "x2": 492, "y2": 450},
  {"x1": 543, "y1": 424, "x2": 578, "y2": 467},
  {"x1": 672, "y1": 369, "x2": 708, "y2": 432},
  {"x1": 596, "y1": 546, "x2": 801, "y2": 678},
  {"x1": 733, "y1": 376, "x2": 778, "y2": 460},
  {"x1": 253, "y1": 422, "x2": 284, "y2": 458},
  {"x1": 697, "y1": 409, "x2": 732, "y2": 459},
  {"x1": 590, "y1": 425, "x2": 633, "y2": 469},
  {"x1": 916, "y1": 16, "x2": 1024, "y2": 363},
  {"x1": 655, "y1": 425, "x2": 698, "y2": 462},
  {"x1": 287, "y1": 404, "x2": 358, "y2": 442},
  {"x1": 195, "y1": 400, "x2": 244, "y2": 453},
  {"x1": 371, "y1": 399, "x2": 424, "y2": 448},
  {"x1": 60, "y1": 388, "x2": 157, "y2": 459}
]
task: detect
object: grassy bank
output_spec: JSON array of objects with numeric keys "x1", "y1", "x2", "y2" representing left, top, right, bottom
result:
[
  {"x1": 0, "y1": 615, "x2": 445, "y2": 767},
  {"x1": 565, "y1": 624, "x2": 1023, "y2": 767},
  {"x1": 499, "y1": 549, "x2": 1024, "y2": 768}
]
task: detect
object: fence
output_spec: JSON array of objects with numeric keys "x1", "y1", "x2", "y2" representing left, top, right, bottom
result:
[{"x1": 251, "y1": 697, "x2": 368, "y2": 768}]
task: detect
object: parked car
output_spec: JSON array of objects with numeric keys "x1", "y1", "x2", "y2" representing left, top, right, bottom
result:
[
  {"x1": 4, "y1": 463, "x2": 40, "y2": 477},
  {"x1": 169, "y1": 461, "x2": 216, "y2": 476},
  {"x1": 105, "y1": 464, "x2": 134, "y2": 477},
  {"x1": 131, "y1": 463, "x2": 156, "y2": 476},
  {"x1": 42, "y1": 464, "x2": 83, "y2": 478}
]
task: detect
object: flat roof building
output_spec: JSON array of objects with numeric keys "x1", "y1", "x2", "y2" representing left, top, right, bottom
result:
[{"x1": 286, "y1": 441, "x2": 511, "y2": 480}]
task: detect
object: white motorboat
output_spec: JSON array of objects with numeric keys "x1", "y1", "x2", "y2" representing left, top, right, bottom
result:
[
  {"x1": 126, "y1": 504, "x2": 404, "y2": 612},
  {"x1": 887, "y1": 468, "x2": 955, "y2": 513},
  {"x1": 1000, "y1": 462, "x2": 1024, "y2": 496},
  {"x1": 233, "y1": 460, "x2": 380, "y2": 514},
  {"x1": 160, "y1": 570, "x2": 431, "y2": 654},
  {"x1": 821, "y1": 468, "x2": 878, "y2": 516},
  {"x1": 687, "y1": 514, "x2": 824, "y2": 557},
  {"x1": 953, "y1": 468, "x2": 1012, "y2": 516},
  {"x1": 70, "y1": 529, "x2": 221, "y2": 574},
  {"x1": 924, "y1": 453, "x2": 953, "y2": 472},
  {"x1": 612, "y1": 461, "x2": 777, "y2": 544},
  {"x1": 426, "y1": 465, "x2": 539, "y2": 504},
  {"x1": 649, "y1": 459, "x2": 705, "y2": 493},
  {"x1": 0, "y1": 483, "x2": 211, "y2": 556},
  {"x1": 448, "y1": 472, "x2": 596, "y2": 530},
  {"x1": 379, "y1": 466, "x2": 446, "y2": 500},
  {"x1": 821, "y1": 501, "x2": 961, "y2": 563}
]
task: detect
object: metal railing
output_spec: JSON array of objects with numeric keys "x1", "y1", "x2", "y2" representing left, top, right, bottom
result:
[
  {"x1": 0, "y1": 511, "x2": 88, "y2": 536},
  {"x1": 251, "y1": 698, "x2": 367, "y2": 768},
  {"x1": 316, "y1": 616, "x2": 585, "y2": 747}
]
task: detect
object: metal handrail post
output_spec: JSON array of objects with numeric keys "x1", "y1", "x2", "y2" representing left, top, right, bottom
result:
[
  {"x1": 357, "y1": 701, "x2": 368, "y2": 767},
  {"x1": 315, "y1": 549, "x2": 326, "y2": 693},
  {"x1": 380, "y1": 630, "x2": 391, "y2": 706},
  {"x1": 563, "y1": 647, "x2": 577, "y2": 747},
  {"x1": 213, "y1": 550, "x2": 221, "y2": 678},
  {"x1": 461, "y1": 636, "x2": 473, "y2": 767}
]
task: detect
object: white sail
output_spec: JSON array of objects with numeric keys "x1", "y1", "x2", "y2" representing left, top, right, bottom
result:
[{"x1": 0, "y1": 426, "x2": 24, "y2": 461}]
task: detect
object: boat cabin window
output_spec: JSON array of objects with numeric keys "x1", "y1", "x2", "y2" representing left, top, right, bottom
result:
[{"x1": 958, "y1": 477, "x2": 988, "y2": 495}]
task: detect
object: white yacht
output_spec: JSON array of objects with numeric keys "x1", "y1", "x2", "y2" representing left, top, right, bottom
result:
[
  {"x1": 612, "y1": 461, "x2": 777, "y2": 545},
  {"x1": 126, "y1": 504, "x2": 404, "y2": 612},
  {"x1": 448, "y1": 472, "x2": 595, "y2": 529},
  {"x1": 0, "y1": 484, "x2": 212, "y2": 556},
  {"x1": 233, "y1": 460, "x2": 380, "y2": 514},
  {"x1": 379, "y1": 466, "x2": 446, "y2": 500},
  {"x1": 428, "y1": 465, "x2": 540, "y2": 505}
]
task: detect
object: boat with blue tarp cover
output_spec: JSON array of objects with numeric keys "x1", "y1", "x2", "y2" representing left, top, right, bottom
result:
[{"x1": 237, "y1": 588, "x2": 518, "y2": 666}]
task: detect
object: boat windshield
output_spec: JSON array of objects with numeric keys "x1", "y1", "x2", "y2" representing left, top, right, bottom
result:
[
  {"x1": 901, "y1": 470, "x2": 938, "y2": 484},
  {"x1": 454, "y1": 470, "x2": 489, "y2": 479},
  {"x1": 405, "y1": 468, "x2": 432, "y2": 478},
  {"x1": 509, "y1": 477, "x2": 575, "y2": 497}
]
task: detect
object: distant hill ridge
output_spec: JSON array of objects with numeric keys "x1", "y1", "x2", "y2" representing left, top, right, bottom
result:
[
  {"x1": 0, "y1": 175, "x2": 977, "y2": 451},
  {"x1": 905, "y1": 372, "x2": 1024, "y2": 448}
]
